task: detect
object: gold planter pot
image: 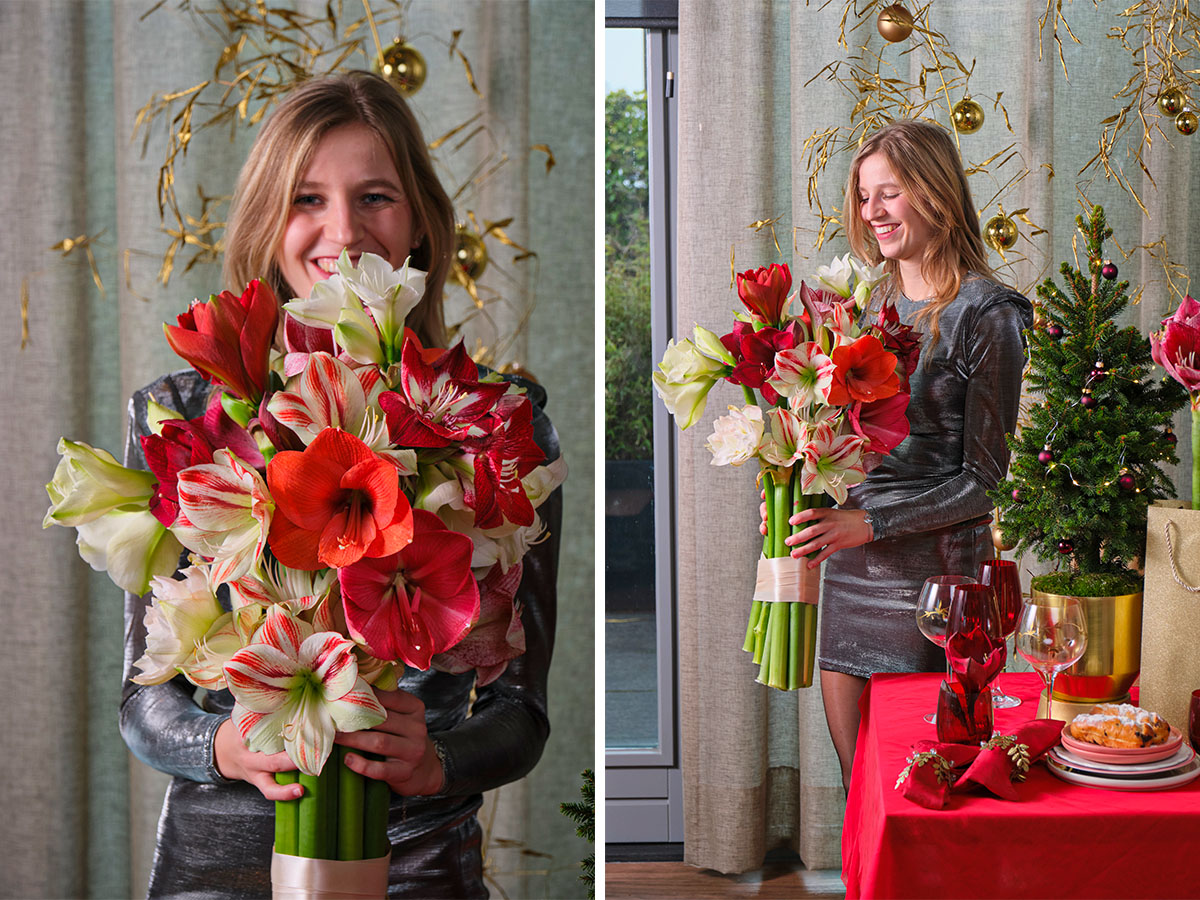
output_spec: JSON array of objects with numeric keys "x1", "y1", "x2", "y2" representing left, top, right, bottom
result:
[{"x1": 1029, "y1": 587, "x2": 1143, "y2": 703}]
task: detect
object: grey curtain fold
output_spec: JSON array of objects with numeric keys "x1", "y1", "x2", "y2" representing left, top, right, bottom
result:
[
  {"x1": 1, "y1": 2, "x2": 593, "y2": 898},
  {"x1": 676, "y1": 0, "x2": 1197, "y2": 875}
]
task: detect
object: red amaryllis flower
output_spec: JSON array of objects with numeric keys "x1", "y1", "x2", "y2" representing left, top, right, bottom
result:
[
  {"x1": 848, "y1": 391, "x2": 911, "y2": 455},
  {"x1": 722, "y1": 321, "x2": 801, "y2": 405},
  {"x1": 462, "y1": 395, "x2": 545, "y2": 530},
  {"x1": 338, "y1": 509, "x2": 479, "y2": 669},
  {"x1": 164, "y1": 280, "x2": 278, "y2": 405},
  {"x1": 826, "y1": 334, "x2": 901, "y2": 405},
  {"x1": 432, "y1": 561, "x2": 525, "y2": 686},
  {"x1": 142, "y1": 394, "x2": 264, "y2": 527},
  {"x1": 1151, "y1": 295, "x2": 1200, "y2": 404},
  {"x1": 736, "y1": 263, "x2": 792, "y2": 326},
  {"x1": 875, "y1": 301, "x2": 922, "y2": 388},
  {"x1": 946, "y1": 627, "x2": 1007, "y2": 694},
  {"x1": 281, "y1": 313, "x2": 337, "y2": 378},
  {"x1": 266, "y1": 428, "x2": 414, "y2": 570},
  {"x1": 379, "y1": 338, "x2": 509, "y2": 448}
]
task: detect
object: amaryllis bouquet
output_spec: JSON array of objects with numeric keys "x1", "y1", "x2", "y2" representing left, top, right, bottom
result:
[
  {"x1": 1150, "y1": 293, "x2": 1200, "y2": 507},
  {"x1": 653, "y1": 254, "x2": 920, "y2": 689},
  {"x1": 44, "y1": 251, "x2": 566, "y2": 863}
]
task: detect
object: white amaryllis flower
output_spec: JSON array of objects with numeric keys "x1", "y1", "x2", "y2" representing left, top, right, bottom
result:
[
  {"x1": 74, "y1": 508, "x2": 184, "y2": 595},
  {"x1": 132, "y1": 564, "x2": 233, "y2": 687},
  {"x1": 228, "y1": 558, "x2": 338, "y2": 616},
  {"x1": 337, "y1": 250, "x2": 425, "y2": 360},
  {"x1": 769, "y1": 342, "x2": 835, "y2": 410},
  {"x1": 652, "y1": 330, "x2": 730, "y2": 430},
  {"x1": 705, "y1": 405, "x2": 764, "y2": 466},
  {"x1": 800, "y1": 423, "x2": 867, "y2": 505},
  {"x1": 817, "y1": 253, "x2": 885, "y2": 303},
  {"x1": 173, "y1": 449, "x2": 274, "y2": 585},
  {"x1": 267, "y1": 352, "x2": 416, "y2": 473},
  {"x1": 224, "y1": 605, "x2": 386, "y2": 776},
  {"x1": 43, "y1": 438, "x2": 158, "y2": 528}
]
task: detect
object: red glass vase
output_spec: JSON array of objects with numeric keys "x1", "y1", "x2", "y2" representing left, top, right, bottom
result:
[{"x1": 936, "y1": 679, "x2": 994, "y2": 744}]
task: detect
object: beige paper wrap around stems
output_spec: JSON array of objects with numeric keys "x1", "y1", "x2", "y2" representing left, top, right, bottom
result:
[
  {"x1": 752, "y1": 556, "x2": 820, "y2": 605},
  {"x1": 271, "y1": 851, "x2": 391, "y2": 899}
]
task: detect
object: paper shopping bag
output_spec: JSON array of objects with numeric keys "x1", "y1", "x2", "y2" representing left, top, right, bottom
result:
[{"x1": 1139, "y1": 504, "x2": 1200, "y2": 736}]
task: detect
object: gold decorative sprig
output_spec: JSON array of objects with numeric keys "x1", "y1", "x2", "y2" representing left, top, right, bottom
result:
[
  {"x1": 981, "y1": 733, "x2": 1032, "y2": 781},
  {"x1": 895, "y1": 749, "x2": 955, "y2": 789}
]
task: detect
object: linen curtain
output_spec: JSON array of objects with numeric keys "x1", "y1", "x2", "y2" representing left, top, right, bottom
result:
[
  {"x1": 0, "y1": 2, "x2": 594, "y2": 898},
  {"x1": 675, "y1": 0, "x2": 1197, "y2": 874}
]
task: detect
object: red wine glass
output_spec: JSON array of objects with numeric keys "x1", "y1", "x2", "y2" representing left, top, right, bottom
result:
[{"x1": 978, "y1": 559, "x2": 1022, "y2": 709}]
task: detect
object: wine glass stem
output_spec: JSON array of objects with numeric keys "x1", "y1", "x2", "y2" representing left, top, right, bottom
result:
[{"x1": 1046, "y1": 670, "x2": 1056, "y2": 719}]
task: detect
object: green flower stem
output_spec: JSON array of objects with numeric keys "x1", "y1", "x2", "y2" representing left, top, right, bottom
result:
[
  {"x1": 363, "y1": 761, "x2": 391, "y2": 860},
  {"x1": 1192, "y1": 406, "x2": 1199, "y2": 510},
  {"x1": 788, "y1": 601, "x2": 801, "y2": 691},
  {"x1": 297, "y1": 771, "x2": 326, "y2": 858},
  {"x1": 337, "y1": 746, "x2": 365, "y2": 861},
  {"x1": 741, "y1": 385, "x2": 758, "y2": 408},
  {"x1": 274, "y1": 773, "x2": 298, "y2": 856},
  {"x1": 324, "y1": 755, "x2": 340, "y2": 858}
]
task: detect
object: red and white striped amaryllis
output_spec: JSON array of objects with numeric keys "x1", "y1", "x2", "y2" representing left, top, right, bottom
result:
[
  {"x1": 338, "y1": 509, "x2": 480, "y2": 670},
  {"x1": 800, "y1": 421, "x2": 867, "y2": 505},
  {"x1": 224, "y1": 605, "x2": 386, "y2": 776},
  {"x1": 174, "y1": 449, "x2": 274, "y2": 585}
]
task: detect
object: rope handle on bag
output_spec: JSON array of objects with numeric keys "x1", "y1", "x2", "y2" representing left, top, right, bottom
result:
[{"x1": 1163, "y1": 519, "x2": 1200, "y2": 593}]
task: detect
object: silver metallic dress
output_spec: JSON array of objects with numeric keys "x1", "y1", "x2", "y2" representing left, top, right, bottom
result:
[
  {"x1": 818, "y1": 275, "x2": 1033, "y2": 679},
  {"x1": 120, "y1": 368, "x2": 561, "y2": 899}
]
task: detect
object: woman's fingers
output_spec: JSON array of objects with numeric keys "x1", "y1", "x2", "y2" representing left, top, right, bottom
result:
[{"x1": 250, "y1": 769, "x2": 304, "y2": 801}]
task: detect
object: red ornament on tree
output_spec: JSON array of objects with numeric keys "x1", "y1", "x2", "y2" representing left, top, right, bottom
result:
[
  {"x1": 1166, "y1": 427, "x2": 1178, "y2": 445},
  {"x1": 1118, "y1": 473, "x2": 1136, "y2": 491},
  {"x1": 1101, "y1": 260, "x2": 1118, "y2": 280},
  {"x1": 1047, "y1": 324, "x2": 1064, "y2": 339},
  {"x1": 1057, "y1": 539, "x2": 1074, "y2": 554},
  {"x1": 1080, "y1": 390, "x2": 1097, "y2": 409},
  {"x1": 1011, "y1": 487, "x2": 1022, "y2": 502},
  {"x1": 1038, "y1": 446, "x2": 1054, "y2": 464}
]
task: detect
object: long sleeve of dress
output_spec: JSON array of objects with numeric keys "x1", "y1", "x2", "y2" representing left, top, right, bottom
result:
[
  {"x1": 865, "y1": 287, "x2": 1032, "y2": 541},
  {"x1": 118, "y1": 371, "x2": 232, "y2": 784}
]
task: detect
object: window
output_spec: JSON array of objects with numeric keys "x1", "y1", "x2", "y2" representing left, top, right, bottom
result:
[{"x1": 605, "y1": 0, "x2": 680, "y2": 844}]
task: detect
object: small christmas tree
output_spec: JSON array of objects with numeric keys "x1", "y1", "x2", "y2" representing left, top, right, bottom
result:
[
  {"x1": 560, "y1": 769, "x2": 595, "y2": 899},
  {"x1": 992, "y1": 205, "x2": 1187, "y2": 593}
]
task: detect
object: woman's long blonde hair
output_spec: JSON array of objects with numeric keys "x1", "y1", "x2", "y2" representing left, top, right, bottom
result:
[
  {"x1": 844, "y1": 118, "x2": 993, "y2": 349},
  {"x1": 223, "y1": 71, "x2": 455, "y2": 347}
]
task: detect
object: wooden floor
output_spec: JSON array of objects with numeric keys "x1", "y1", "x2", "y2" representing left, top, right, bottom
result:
[{"x1": 604, "y1": 860, "x2": 846, "y2": 899}]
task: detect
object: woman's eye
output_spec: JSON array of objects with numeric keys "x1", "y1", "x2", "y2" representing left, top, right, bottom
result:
[
  {"x1": 293, "y1": 194, "x2": 322, "y2": 207},
  {"x1": 362, "y1": 192, "x2": 394, "y2": 206}
]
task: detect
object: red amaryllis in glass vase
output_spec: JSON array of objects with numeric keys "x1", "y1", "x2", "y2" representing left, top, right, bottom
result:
[
  {"x1": 652, "y1": 255, "x2": 919, "y2": 689},
  {"x1": 44, "y1": 255, "x2": 568, "y2": 886}
]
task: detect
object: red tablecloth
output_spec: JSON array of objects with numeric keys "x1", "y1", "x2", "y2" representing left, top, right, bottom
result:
[{"x1": 842, "y1": 672, "x2": 1200, "y2": 899}]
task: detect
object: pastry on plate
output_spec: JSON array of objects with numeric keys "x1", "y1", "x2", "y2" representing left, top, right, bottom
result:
[{"x1": 1068, "y1": 703, "x2": 1170, "y2": 749}]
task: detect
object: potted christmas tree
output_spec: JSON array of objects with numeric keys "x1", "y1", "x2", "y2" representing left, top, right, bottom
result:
[{"x1": 992, "y1": 205, "x2": 1188, "y2": 705}]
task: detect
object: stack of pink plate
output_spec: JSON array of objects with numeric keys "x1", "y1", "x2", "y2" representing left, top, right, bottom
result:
[{"x1": 1046, "y1": 725, "x2": 1200, "y2": 791}]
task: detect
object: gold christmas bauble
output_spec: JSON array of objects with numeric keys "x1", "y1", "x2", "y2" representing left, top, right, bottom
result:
[
  {"x1": 1158, "y1": 87, "x2": 1187, "y2": 116},
  {"x1": 952, "y1": 98, "x2": 984, "y2": 134},
  {"x1": 378, "y1": 40, "x2": 426, "y2": 96},
  {"x1": 1176, "y1": 109, "x2": 1199, "y2": 136},
  {"x1": 983, "y1": 214, "x2": 1019, "y2": 251},
  {"x1": 992, "y1": 521, "x2": 1017, "y2": 552},
  {"x1": 454, "y1": 226, "x2": 488, "y2": 281},
  {"x1": 877, "y1": 4, "x2": 914, "y2": 42}
]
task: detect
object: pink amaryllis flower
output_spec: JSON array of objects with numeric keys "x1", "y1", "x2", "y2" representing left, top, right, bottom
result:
[
  {"x1": 1151, "y1": 294, "x2": 1200, "y2": 406},
  {"x1": 800, "y1": 423, "x2": 867, "y2": 504},
  {"x1": 163, "y1": 279, "x2": 278, "y2": 406},
  {"x1": 266, "y1": 428, "x2": 414, "y2": 571},
  {"x1": 379, "y1": 338, "x2": 510, "y2": 448},
  {"x1": 432, "y1": 561, "x2": 525, "y2": 686},
  {"x1": 174, "y1": 449, "x2": 274, "y2": 585},
  {"x1": 338, "y1": 510, "x2": 480, "y2": 669},
  {"x1": 461, "y1": 394, "x2": 546, "y2": 529},
  {"x1": 826, "y1": 334, "x2": 901, "y2": 406},
  {"x1": 142, "y1": 394, "x2": 264, "y2": 527},
  {"x1": 848, "y1": 391, "x2": 911, "y2": 454},
  {"x1": 224, "y1": 605, "x2": 386, "y2": 776},
  {"x1": 736, "y1": 263, "x2": 793, "y2": 326}
]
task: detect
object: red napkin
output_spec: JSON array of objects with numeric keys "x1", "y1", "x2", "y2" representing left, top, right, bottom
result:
[{"x1": 896, "y1": 718, "x2": 1066, "y2": 809}]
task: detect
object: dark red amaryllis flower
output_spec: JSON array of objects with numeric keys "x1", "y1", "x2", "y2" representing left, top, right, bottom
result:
[
  {"x1": 431, "y1": 561, "x2": 525, "y2": 686},
  {"x1": 164, "y1": 279, "x2": 278, "y2": 405},
  {"x1": 462, "y1": 395, "x2": 545, "y2": 530},
  {"x1": 338, "y1": 509, "x2": 479, "y2": 669},
  {"x1": 875, "y1": 301, "x2": 922, "y2": 388},
  {"x1": 736, "y1": 263, "x2": 793, "y2": 326},
  {"x1": 266, "y1": 428, "x2": 414, "y2": 570},
  {"x1": 379, "y1": 337, "x2": 510, "y2": 448},
  {"x1": 141, "y1": 394, "x2": 264, "y2": 527},
  {"x1": 848, "y1": 391, "x2": 911, "y2": 455},
  {"x1": 946, "y1": 627, "x2": 1007, "y2": 694},
  {"x1": 721, "y1": 321, "x2": 802, "y2": 405},
  {"x1": 826, "y1": 334, "x2": 901, "y2": 405}
]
